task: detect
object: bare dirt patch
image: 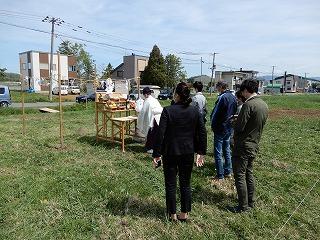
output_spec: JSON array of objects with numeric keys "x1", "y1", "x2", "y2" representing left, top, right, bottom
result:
[{"x1": 269, "y1": 109, "x2": 320, "y2": 120}]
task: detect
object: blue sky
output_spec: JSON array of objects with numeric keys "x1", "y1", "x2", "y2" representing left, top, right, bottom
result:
[{"x1": 0, "y1": 0, "x2": 320, "y2": 78}]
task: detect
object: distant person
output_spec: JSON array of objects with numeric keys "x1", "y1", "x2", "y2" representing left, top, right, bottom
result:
[
  {"x1": 192, "y1": 81, "x2": 207, "y2": 123},
  {"x1": 230, "y1": 90, "x2": 246, "y2": 149},
  {"x1": 231, "y1": 79, "x2": 268, "y2": 213},
  {"x1": 137, "y1": 87, "x2": 163, "y2": 153},
  {"x1": 235, "y1": 90, "x2": 246, "y2": 115},
  {"x1": 210, "y1": 81, "x2": 237, "y2": 181},
  {"x1": 152, "y1": 82, "x2": 207, "y2": 222}
]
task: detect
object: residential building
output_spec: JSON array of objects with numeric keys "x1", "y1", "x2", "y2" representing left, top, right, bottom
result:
[
  {"x1": 111, "y1": 54, "x2": 149, "y2": 84},
  {"x1": 272, "y1": 74, "x2": 320, "y2": 93},
  {"x1": 19, "y1": 50, "x2": 77, "y2": 92},
  {"x1": 215, "y1": 69, "x2": 263, "y2": 92}
]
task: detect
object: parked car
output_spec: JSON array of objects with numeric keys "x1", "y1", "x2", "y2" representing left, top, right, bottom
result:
[
  {"x1": 52, "y1": 85, "x2": 68, "y2": 95},
  {"x1": 158, "y1": 89, "x2": 173, "y2": 100},
  {"x1": 76, "y1": 93, "x2": 96, "y2": 103},
  {"x1": 129, "y1": 85, "x2": 161, "y2": 100},
  {"x1": 129, "y1": 89, "x2": 143, "y2": 100},
  {"x1": 0, "y1": 85, "x2": 11, "y2": 107},
  {"x1": 68, "y1": 86, "x2": 80, "y2": 94}
]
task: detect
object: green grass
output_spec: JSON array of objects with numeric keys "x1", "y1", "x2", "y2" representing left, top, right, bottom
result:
[
  {"x1": 10, "y1": 90, "x2": 76, "y2": 103},
  {"x1": 0, "y1": 94, "x2": 319, "y2": 239}
]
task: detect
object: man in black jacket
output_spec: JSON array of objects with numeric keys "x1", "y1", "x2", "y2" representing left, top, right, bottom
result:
[{"x1": 231, "y1": 79, "x2": 268, "y2": 213}]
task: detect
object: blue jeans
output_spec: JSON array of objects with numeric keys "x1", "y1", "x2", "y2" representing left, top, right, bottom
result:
[{"x1": 214, "y1": 132, "x2": 232, "y2": 179}]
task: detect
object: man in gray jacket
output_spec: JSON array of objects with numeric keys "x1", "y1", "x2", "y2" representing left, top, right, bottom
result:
[
  {"x1": 231, "y1": 79, "x2": 268, "y2": 213},
  {"x1": 192, "y1": 81, "x2": 207, "y2": 123}
]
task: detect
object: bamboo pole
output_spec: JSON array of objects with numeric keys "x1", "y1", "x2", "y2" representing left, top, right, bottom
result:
[
  {"x1": 20, "y1": 58, "x2": 26, "y2": 135},
  {"x1": 58, "y1": 52, "x2": 64, "y2": 148}
]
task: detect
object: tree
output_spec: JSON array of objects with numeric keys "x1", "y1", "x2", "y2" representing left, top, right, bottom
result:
[
  {"x1": 101, "y1": 63, "x2": 113, "y2": 79},
  {"x1": 58, "y1": 41, "x2": 94, "y2": 79},
  {"x1": 165, "y1": 54, "x2": 186, "y2": 87},
  {"x1": 141, "y1": 45, "x2": 167, "y2": 88},
  {"x1": 0, "y1": 68, "x2": 8, "y2": 81}
]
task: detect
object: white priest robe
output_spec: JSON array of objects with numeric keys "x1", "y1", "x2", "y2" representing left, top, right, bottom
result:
[{"x1": 137, "y1": 95, "x2": 163, "y2": 137}]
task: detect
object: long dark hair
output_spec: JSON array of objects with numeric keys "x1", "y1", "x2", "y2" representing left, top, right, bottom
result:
[{"x1": 175, "y1": 82, "x2": 192, "y2": 106}]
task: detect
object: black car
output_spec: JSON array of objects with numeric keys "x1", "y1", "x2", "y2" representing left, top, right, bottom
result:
[
  {"x1": 76, "y1": 93, "x2": 96, "y2": 103},
  {"x1": 158, "y1": 90, "x2": 173, "y2": 100}
]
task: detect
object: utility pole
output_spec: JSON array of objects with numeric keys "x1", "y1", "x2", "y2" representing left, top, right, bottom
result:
[
  {"x1": 271, "y1": 65, "x2": 275, "y2": 94},
  {"x1": 210, "y1": 52, "x2": 218, "y2": 96},
  {"x1": 282, "y1": 71, "x2": 287, "y2": 96},
  {"x1": 200, "y1": 57, "x2": 203, "y2": 83},
  {"x1": 42, "y1": 16, "x2": 64, "y2": 101},
  {"x1": 304, "y1": 72, "x2": 308, "y2": 92}
]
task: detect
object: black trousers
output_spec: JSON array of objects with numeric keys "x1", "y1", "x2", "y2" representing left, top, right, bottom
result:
[
  {"x1": 163, "y1": 154, "x2": 194, "y2": 214},
  {"x1": 145, "y1": 120, "x2": 159, "y2": 151},
  {"x1": 232, "y1": 155, "x2": 255, "y2": 210}
]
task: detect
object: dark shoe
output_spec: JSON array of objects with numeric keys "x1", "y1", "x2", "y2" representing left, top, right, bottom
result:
[
  {"x1": 227, "y1": 205, "x2": 250, "y2": 213},
  {"x1": 212, "y1": 176, "x2": 224, "y2": 182},
  {"x1": 177, "y1": 216, "x2": 189, "y2": 223},
  {"x1": 169, "y1": 217, "x2": 178, "y2": 222},
  {"x1": 224, "y1": 174, "x2": 232, "y2": 179},
  {"x1": 177, "y1": 213, "x2": 189, "y2": 223},
  {"x1": 248, "y1": 203, "x2": 255, "y2": 209}
]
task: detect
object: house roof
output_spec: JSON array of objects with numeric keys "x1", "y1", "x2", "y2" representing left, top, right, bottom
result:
[
  {"x1": 19, "y1": 50, "x2": 70, "y2": 57},
  {"x1": 110, "y1": 63, "x2": 124, "y2": 74},
  {"x1": 274, "y1": 74, "x2": 320, "y2": 82}
]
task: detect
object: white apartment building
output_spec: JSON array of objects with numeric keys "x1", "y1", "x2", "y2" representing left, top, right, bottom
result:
[{"x1": 19, "y1": 51, "x2": 77, "y2": 92}]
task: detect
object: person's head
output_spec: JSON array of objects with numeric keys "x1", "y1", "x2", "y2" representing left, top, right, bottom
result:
[
  {"x1": 235, "y1": 90, "x2": 246, "y2": 103},
  {"x1": 240, "y1": 79, "x2": 259, "y2": 99},
  {"x1": 215, "y1": 81, "x2": 228, "y2": 93},
  {"x1": 193, "y1": 81, "x2": 203, "y2": 93},
  {"x1": 142, "y1": 87, "x2": 152, "y2": 99},
  {"x1": 174, "y1": 82, "x2": 192, "y2": 106}
]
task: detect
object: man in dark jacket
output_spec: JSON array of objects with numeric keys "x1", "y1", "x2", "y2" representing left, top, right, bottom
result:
[
  {"x1": 231, "y1": 79, "x2": 268, "y2": 213},
  {"x1": 211, "y1": 81, "x2": 237, "y2": 181}
]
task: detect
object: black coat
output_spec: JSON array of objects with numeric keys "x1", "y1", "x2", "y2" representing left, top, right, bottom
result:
[{"x1": 152, "y1": 102, "x2": 207, "y2": 158}]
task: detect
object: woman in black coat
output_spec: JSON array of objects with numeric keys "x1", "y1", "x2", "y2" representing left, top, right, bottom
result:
[{"x1": 152, "y1": 82, "x2": 207, "y2": 221}]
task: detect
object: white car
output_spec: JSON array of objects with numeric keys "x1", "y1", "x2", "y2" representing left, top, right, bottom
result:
[
  {"x1": 68, "y1": 86, "x2": 80, "y2": 94},
  {"x1": 52, "y1": 85, "x2": 68, "y2": 95}
]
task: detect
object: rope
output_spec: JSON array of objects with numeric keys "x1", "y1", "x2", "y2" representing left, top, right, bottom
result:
[{"x1": 274, "y1": 178, "x2": 319, "y2": 239}]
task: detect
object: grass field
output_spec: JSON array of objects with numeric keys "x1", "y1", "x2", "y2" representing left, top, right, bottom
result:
[
  {"x1": 10, "y1": 90, "x2": 77, "y2": 103},
  {"x1": 0, "y1": 94, "x2": 319, "y2": 239}
]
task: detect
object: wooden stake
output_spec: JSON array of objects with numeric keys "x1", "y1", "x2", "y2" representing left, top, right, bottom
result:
[
  {"x1": 58, "y1": 52, "x2": 64, "y2": 148},
  {"x1": 20, "y1": 58, "x2": 26, "y2": 135}
]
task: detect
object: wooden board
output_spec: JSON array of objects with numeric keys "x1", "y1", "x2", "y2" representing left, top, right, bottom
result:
[{"x1": 39, "y1": 108, "x2": 59, "y2": 113}]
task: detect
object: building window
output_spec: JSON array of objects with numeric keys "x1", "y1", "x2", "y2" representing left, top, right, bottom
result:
[
  {"x1": 40, "y1": 63, "x2": 49, "y2": 70},
  {"x1": 286, "y1": 81, "x2": 291, "y2": 85},
  {"x1": 117, "y1": 71, "x2": 123, "y2": 77},
  {"x1": 22, "y1": 63, "x2": 26, "y2": 70},
  {"x1": 287, "y1": 87, "x2": 291, "y2": 90},
  {"x1": 276, "y1": 81, "x2": 281, "y2": 84},
  {"x1": 68, "y1": 65, "x2": 76, "y2": 72},
  {"x1": 28, "y1": 63, "x2": 31, "y2": 69}
]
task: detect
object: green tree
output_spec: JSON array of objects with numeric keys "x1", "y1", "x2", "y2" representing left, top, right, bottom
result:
[
  {"x1": 0, "y1": 68, "x2": 7, "y2": 81},
  {"x1": 58, "y1": 41, "x2": 94, "y2": 79},
  {"x1": 165, "y1": 54, "x2": 186, "y2": 87},
  {"x1": 141, "y1": 45, "x2": 166, "y2": 88},
  {"x1": 101, "y1": 63, "x2": 113, "y2": 79}
]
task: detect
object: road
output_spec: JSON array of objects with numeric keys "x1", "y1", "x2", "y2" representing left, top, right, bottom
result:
[{"x1": 10, "y1": 102, "x2": 75, "y2": 108}]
